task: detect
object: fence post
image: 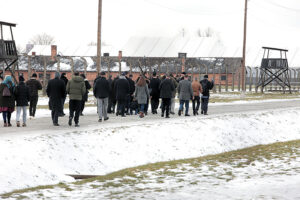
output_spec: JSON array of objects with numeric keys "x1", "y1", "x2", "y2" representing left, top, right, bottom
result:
[
  {"x1": 255, "y1": 67, "x2": 259, "y2": 93},
  {"x1": 27, "y1": 55, "x2": 31, "y2": 79},
  {"x1": 43, "y1": 56, "x2": 47, "y2": 95},
  {"x1": 225, "y1": 65, "x2": 228, "y2": 92},
  {"x1": 238, "y1": 72, "x2": 241, "y2": 91},
  {"x1": 232, "y1": 72, "x2": 235, "y2": 91},
  {"x1": 218, "y1": 67, "x2": 221, "y2": 93},
  {"x1": 248, "y1": 67, "x2": 252, "y2": 92},
  {"x1": 56, "y1": 56, "x2": 60, "y2": 72}
]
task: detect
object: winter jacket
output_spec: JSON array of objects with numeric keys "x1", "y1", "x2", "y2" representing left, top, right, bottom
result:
[
  {"x1": 66, "y1": 76, "x2": 86, "y2": 101},
  {"x1": 93, "y1": 77, "x2": 110, "y2": 98},
  {"x1": 26, "y1": 78, "x2": 42, "y2": 97},
  {"x1": 135, "y1": 85, "x2": 150, "y2": 105},
  {"x1": 159, "y1": 78, "x2": 175, "y2": 99},
  {"x1": 149, "y1": 77, "x2": 161, "y2": 99},
  {"x1": 46, "y1": 77, "x2": 66, "y2": 111},
  {"x1": 200, "y1": 79, "x2": 214, "y2": 97},
  {"x1": 114, "y1": 76, "x2": 130, "y2": 100},
  {"x1": 14, "y1": 81, "x2": 30, "y2": 106},
  {"x1": 178, "y1": 79, "x2": 193, "y2": 100},
  {"x1": 0, "y1": 83, "x2": 15, "y2": 108},
  {"x1": 83, "y1": 80, "x2": 91, "y2": 102},
  {"x1": 192, "y1": 81, "x2": 203, "y2": 97}
]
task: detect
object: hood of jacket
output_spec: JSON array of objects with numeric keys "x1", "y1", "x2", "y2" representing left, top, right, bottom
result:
[{"x1": 72, "y1": 76, "x2": 84, "y2": 83}]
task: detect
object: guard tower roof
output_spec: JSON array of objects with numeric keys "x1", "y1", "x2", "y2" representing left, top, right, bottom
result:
[
  {"x1": 262, "y1": 47, "x2": 288, "y2": 52},
  {"x1": 0, "y1": 21, "x2": 16, "y2": 27}
]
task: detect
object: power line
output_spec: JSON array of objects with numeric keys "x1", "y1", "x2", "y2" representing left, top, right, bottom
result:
[
  {"x1": 263, "y1": 0, "x2": 300, "y2": 12},
  {"x1": 142, "y1": 0, "x2": 241, "y2": 16}
]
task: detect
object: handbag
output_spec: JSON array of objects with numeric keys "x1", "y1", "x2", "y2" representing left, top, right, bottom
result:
[{"x1": 2, "y1": 86, "x2": 11, "y2": 97}]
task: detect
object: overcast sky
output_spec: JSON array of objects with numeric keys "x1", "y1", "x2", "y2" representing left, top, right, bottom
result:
[{"x1": 1, "y1": 0, "x2": 300, "y2": 51}]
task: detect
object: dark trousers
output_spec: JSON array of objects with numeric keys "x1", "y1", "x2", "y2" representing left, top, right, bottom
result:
[
  {"x1": 2, "y1": 111, "x2": 12, "y2": 124},
  {"x1": 162, "y1": 98, "x2": 171, "y2": 116},
  {"x1": 29, "y1": 96, "x2": 38, "y2": 117},
  {"x1": 201, "y1": 97, "x2": 209, "y2": 114},
  {"x1": 69, "y1": 100, "x2": 82, "y2": 124},
  {"x1": 80, "y1": 100, "x2": 86, "y2": 114},
  {"x1": 125, "y1": 95, "x2": 132, "y2": 113},
  {"x1": 51, "y1": 109, "x2": 59, "y2": 124},
  {"x1": 192, "y1": 96, "x2": 200, "y2": 113},
  {"x1": 107, "y1": 97, "x2": 113, "y2": 113},
  {"x1": 117, "y1": 99, "x2": 126, "y2": 116},
  {"x1": 151, "y1": 97, "x2": 159, "y2": 113},
  {"x1": 179, "y1": 100, "x2": 190, "y2": 115}
]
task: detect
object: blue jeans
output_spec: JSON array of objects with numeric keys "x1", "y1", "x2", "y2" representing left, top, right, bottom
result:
[
  {"x1": 179, "y1": 100, "x2": 190, "y2": 115},
  {"x1": 139, "y1": 104, "x2": 145, "y2": 113}
]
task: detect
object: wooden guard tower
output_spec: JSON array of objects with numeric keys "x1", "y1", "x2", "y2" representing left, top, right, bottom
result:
[
  {"x1": 0, "y1": 21, "x2": 18, "y2": 81},
  {"x1": 256, "y1": 47, "x2": 291, "y2": 93}
]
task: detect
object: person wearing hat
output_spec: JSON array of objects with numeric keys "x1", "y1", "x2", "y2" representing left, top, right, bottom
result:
[
  {"x1": 46, "y1": 72, "x2": 66, "y2": 126},
  {"x1": 14, "y1": 75, "x2": 30, "y2": 127},
  {"x1": 93, "y1": 71, "x2": 110, "y2": 122},
  {"x1": 66, "y1": 71, "x2": 86, "y2": 127},
  {"x1": 26, "y1": 73, "x2": 42, "y2": 119},
  {"x1": 60, "y1": 73, "x2": 69, "y2": 116},
  {"x1": 149, "y1": 71, "x2": 161, "y2": 114},
  {"x1": 200, "y1": 74, "x2": 214, "y2": 115},
  {"x1": 0, "y1": 75, "x2": 15, "y2": 127},
  {"x1": 114, "y1": 72, "x2": 130, "y2": 117}
]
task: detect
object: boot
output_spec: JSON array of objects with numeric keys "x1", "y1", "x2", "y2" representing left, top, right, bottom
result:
[
  {"x1": 17, "y1": 121, "x2": 20, "y2": 127},
  {"x1": 68, "y1": 117, "x2": 73, "y2": 126}
]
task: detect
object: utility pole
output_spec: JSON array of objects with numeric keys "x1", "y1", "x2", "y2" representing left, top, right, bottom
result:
[
  {"x1": 242, "y1": 0, "x2": 248, "y2": 92},
  {"x1": 96, "y1": 0, "x2": 102, "y2": 75}
]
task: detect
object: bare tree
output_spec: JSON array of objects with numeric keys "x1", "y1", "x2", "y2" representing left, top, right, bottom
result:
[
  {"x1": 204, "y1": 27, "x2": 214, "y2": 37},
  {"x1": 29, "y1": 33, "x2": 55, "y2": 45}
]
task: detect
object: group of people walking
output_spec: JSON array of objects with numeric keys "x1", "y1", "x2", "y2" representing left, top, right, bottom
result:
[{"x1": 0, "y1": 71, "x2": 214, "y2": 127}]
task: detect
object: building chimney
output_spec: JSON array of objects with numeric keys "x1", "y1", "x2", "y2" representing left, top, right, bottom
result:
[
  {"x1": 32, "y1": 52, "x2": 36, "y2": 56},
  {"x1": 51, "y1": 45, "x2": 57, "y2": 61}
]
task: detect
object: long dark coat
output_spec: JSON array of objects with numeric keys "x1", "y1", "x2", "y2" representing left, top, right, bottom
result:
[
  {"x1": 159, "y1": 78, "x2": 175, "y2": 99},
  {"x1": 149, "y1": 77, "x2": 161, "y2": 99},
  {"x1": 114, "y1": 77, "x2": 130, "y2": 101},
  {"x1": 14, "y1": 81, "x2": 30, "y2": 106},
  {"x1": 46, "y1": 78, "x2": 66, "y2": 111}
]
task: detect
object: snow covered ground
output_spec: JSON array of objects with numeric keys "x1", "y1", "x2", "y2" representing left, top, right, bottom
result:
[
  {"x1": 9, "y1": 141, "x2": 299, "y2": 199},
  {"x1": 1, "y1": 107, "x2": 300, "y2": 196}
]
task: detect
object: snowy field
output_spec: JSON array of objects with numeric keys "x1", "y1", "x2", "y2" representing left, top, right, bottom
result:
[{"x1": 1, "y1": 106, "x2": 300, "y2": 198}]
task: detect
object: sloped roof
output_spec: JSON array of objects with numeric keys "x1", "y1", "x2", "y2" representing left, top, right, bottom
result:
[{"x1": 26, "y1": 37, "x2": 300, "y2": 68}]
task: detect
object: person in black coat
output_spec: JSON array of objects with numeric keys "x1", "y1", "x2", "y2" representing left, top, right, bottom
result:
[
  {"x1": 200, "y1": 75, "x2": 214, "y2": 115},
  {"x1": 159, "y1": 74, "x2": 175, "y2": 118},
  {"x1": 80, "y1": 74, "x2": 91, "y2": 116},
  {"x1": 149, "y1": 71, "x2": 161, "y2": 114},
  {"x1": 26, "y1": 73, "x2": 42, "y2": 118},
  {"x1": 110, "y1": 76, "x2": 119, "y2": 113},
  {"x1": 47, "y1": 72, "x2": 66, "y2": 126},
  {"x1": 125, "y1": 72, "x2": 135, "y2": 114},
  {"x1": 94, "y1": 72, "x2": 110, "y2": 121},
  {"x1": 60, "y1": 73, "x2": 69, "y2": 116},
  {"x1": 114, "y1": 73, "x2": 130, "y2": 117},
  {"x1": 14, "y1": 76, "x2": 30, "y2": 127}
]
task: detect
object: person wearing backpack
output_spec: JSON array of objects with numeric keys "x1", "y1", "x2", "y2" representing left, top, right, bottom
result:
[
  {"x1": 0, "y1": 75, "x2": 15, "y2": 127},
  {"x1": 200, "y1": 75, "x2": 214, "y2": 115},
  {"x1": 14, "y1": 75, "x2": 30, "y2": 127}
]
